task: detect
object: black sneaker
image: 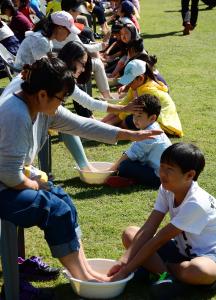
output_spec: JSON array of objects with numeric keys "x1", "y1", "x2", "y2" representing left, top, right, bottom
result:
[{"x1": 18, "y1": 256, "x2": 60, "y2": 282}]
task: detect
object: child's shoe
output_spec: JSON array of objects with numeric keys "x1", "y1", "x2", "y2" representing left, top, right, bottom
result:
[
  {"x1": 150, "y1": 272, "x2": 185, "y2": 300},
  {"x1": 150, "y1": 272, "x2": 176, "y2": 300},
  {"x1": 1, "y1": 279, "x2": 54, "y2": 300},
  {"x1": 105, "y1": 176, "x2": 137, "y2": 188},
  {"x1": 18, "y1": 256, "x2": 60, "y2": 282}
]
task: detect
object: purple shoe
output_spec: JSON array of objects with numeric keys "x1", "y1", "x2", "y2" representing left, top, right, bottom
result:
[
  {"x1": 1, "y1": 279, "x2": 54, "y2": 300},
  {"x1": 18, "y1": 256, "x2": 60, "y2": 282}
]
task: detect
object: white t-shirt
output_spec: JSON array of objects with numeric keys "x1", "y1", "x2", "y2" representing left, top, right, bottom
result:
[
  {"x1": 0, "y1": 21, "x2": 14, "y2": 41},
  {"x1": 154, "y1": 181, "x2": 216, "y2": 257},
  {"x1": 52, "y1": 32, "x2": 103, "y2": 53},
  {"x1": 14, "y1": 31, "x2": 53, "y2": 69}
]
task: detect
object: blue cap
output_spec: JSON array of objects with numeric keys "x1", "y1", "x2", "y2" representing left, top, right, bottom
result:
[{"x1": 118, "y1": 59, "x2": 146, "y2": 85}]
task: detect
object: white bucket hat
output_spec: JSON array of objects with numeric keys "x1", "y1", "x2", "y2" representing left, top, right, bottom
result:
[{"x1": 51, "y1": 11, "x2": 81, "y2": 34}]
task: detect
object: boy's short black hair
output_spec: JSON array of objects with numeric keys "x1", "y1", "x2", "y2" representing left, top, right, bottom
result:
[
  {"x1": 160, "y1": 143, "x2": 205, "y2": 181},
  {"x1": 135, "y1": 94, "x2": 161, "y2": 118}
]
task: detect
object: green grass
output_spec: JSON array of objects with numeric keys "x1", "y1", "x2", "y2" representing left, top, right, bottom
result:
[{"x1": 1, "y1": 0, "x2": 216, "y2": 299}]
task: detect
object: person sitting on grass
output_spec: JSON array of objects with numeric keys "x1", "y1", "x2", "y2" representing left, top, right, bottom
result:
[
  {"x1": 107, "y1": 22, "x2": 140, "y2": 79},
  {"x1": 102, "y1": 59, "x2": 183, "y2": 138},
  {"x1": 108, "y1": 142, "x2": 216, "y2": 299},
  {"x1": 109, "y1": 94, "x2": 171, "y2": 188},
  {"x1": 1, "y1": 0, "x2": 33, "y2": 42}
]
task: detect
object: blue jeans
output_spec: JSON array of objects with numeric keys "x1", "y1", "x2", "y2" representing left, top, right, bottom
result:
[
  {"x1": 118, "y1": 159, "x2": 161, "y2": 188},
  {"x1": 0, "y1": 183, "x2": 80, "y2": 258}
]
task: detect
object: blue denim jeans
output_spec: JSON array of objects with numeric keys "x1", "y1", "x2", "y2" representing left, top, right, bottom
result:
[
  {"x1": 118, "y1": 159, "x2": 161, "y2": 188},
  {"x1": 0, "y1": 183, "x2": 80, "y2": 258}
]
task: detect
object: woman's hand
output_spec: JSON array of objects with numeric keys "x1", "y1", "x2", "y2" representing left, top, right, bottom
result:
[
  {"x1": 122, "y1": 101, "x2": 143, "y2": 114},
  {"x1": 34, "y1": 177, "x2": 51, "y2": 191},
  {"x1": 117, "y1": 129, "x2": 163, "y2": 142}
]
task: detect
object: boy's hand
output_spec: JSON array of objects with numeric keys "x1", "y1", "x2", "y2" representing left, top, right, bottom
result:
[
  {"x1": 107, "y1": 262, "x2": 123, "y2": 276},
  {"x1": 118, "y1": 85, "x2": 126, "y2": 94},
  {"x1": 109, "y1": 267, "x2": 128, "y2": 282}
]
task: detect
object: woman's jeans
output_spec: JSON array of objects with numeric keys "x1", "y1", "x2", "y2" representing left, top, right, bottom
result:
[
  {"x1": 118, "y1": 159, "x2": 161, "y2": 188},
  {"x1": 0, "y1": 183, "x2": 80, "y2": 258}
]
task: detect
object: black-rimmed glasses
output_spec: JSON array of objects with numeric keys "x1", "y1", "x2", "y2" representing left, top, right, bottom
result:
[{"x1": 54, "y1": 95, "x2": 67, "y2": 105}]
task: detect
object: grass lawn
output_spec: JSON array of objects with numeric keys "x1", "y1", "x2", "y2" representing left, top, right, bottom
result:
[{"x1": 1, "y1": 0, "x2": 216, "y2": 299}]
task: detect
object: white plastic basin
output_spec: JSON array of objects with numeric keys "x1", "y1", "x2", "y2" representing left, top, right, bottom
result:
[
  {"x1": 74, "y1": 162, "x2": 114, "y2": 184},
  {"x1": 63, "y1": 258, "x2": 134, "y2": 299}
]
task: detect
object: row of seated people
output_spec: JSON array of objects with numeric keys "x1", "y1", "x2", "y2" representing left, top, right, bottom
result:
[{"x1": 0, "y1": 0, "x2": 183, "y2": 139}]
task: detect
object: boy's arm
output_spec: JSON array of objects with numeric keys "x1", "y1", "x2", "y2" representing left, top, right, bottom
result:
[
  {"x1": 120, "y1": 210, "x2": 165, "y2": 265},
  {"x1": 110, "y1": 153, "x2": 128, "y2": 171},
  {"x1": 114, "y1": 220, "x2": 182, "y2": 279},
  {"x1": 108, "y1": 210, "x2": 164, "y2": 276}
]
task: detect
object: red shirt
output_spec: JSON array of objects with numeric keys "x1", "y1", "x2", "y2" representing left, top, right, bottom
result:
[
  {"x1": 10, "y1": 11, "x2": 33, "y2": 42},
  {"x1": 19, "y1": 6, "x2": 34, "y2": 25}
]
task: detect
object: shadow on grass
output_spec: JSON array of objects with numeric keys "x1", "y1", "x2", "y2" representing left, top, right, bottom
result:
[
  {"x1": 53, "y1": 279, "x2": 216, "y2": 300},
  {"x1": 140, "y1": 31, "x2": 182, "y2": 39},
  {"x1": 54, "y1": 177, "x2": 157, "y2": 200},
  {"x1": 54, "y1": 280, "x2": 150, "y2": 300}
]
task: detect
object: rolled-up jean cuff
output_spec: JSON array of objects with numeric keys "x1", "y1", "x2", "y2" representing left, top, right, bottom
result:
[
  {"x1": 50, "y1": 226, "x2": 82, "y2": 258},
  {"x1": 50, "y1": 237, "x2": 80, "y2": 258}
]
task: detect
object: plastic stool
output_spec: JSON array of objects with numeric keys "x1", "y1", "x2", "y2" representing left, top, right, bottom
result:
[{"x1": 0, "y1": 220, "x2": 25, "y2": 300}]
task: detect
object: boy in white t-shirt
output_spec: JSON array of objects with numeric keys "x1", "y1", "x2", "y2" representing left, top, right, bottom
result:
[{"x1": 107, "y1": 143, "x2": 216, "y2": 297}]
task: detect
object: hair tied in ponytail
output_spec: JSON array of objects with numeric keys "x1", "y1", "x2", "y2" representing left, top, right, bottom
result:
[{"x1": 21, "y1": 65, "x2": 32, "y2": 82}]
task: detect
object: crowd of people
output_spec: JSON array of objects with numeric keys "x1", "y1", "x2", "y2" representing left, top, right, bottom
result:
[{"x1": 0, "y1": 1, "x2": 216, "y2": 300}]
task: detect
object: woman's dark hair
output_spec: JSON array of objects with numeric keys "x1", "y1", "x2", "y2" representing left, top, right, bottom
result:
[
  {"x1": 33, "y1": 15, "x2": 56, "y2": 38},
  {"x1": 122, "y1": 23, "x2": 139, "y2": 41},
  {"x1": 58, "y1": 41, "x2": 92, "y2": 84},
  {"x1": 21, "y1": 52, "x2": 75, "y2": 97},
  {"x1": 111, "y1": 20, "x2": 124, "y2": 33},
  {"x1": 161, "y1": 143, "x2": 205, "y2": 181},
  {"x1": 143, "y1": 62, "x2": 158, "y2": 83},
  {"x1": 134, "y1": 52, "x2": 157, "y2": 68},
  {"x1": 1, "y1": 0, "x2": 17, "y2": 16},
  {"x1": 127, "y1": 38, "x2": 144, "y2": 54}
]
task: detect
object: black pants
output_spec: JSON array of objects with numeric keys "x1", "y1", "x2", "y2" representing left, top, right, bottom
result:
[
  {"x1": 181, "y1": 0, "x2": 199, "y2": 27},
  {"x1": 93, "y1": 3, "x2": 106, "y2": 25}
]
